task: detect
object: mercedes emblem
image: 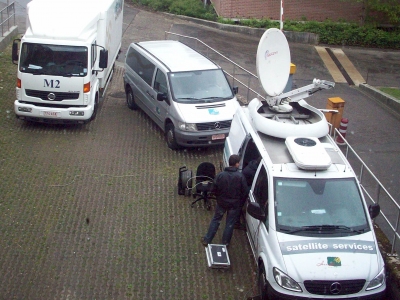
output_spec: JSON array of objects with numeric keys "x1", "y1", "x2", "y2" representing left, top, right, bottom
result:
[
  {"x1": 47, "y1": 93, "x2": 56, "y2": 101},
  {"x1": 214, "y1": 122, "x2": 221, "y2": 129},
  {"x1": 330, "y1": 282, "x2": 342, "y2": 295}
]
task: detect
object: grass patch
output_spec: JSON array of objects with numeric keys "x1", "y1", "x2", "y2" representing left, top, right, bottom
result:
[
  {"x1": 0, "y1": 42, "x2": 18, "y2": 128},
  {"x1": 379, "y1": 87, "x2": 400, "y2": 100}
]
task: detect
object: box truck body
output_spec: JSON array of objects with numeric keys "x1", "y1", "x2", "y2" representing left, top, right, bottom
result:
[{"x1": 13, "y1": 0, "x2": 124, "y2": 123}]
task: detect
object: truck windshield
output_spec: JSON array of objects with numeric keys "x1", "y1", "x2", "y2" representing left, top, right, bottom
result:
[
  {"x1": 19, "y1": 43, "x2": 88, "y2": 77},
  {"x1": 275, "y1": 177, "x2": 370, "y2": 237},
  {"x1": 169, "y1": 69, "x2": 234, "y2": 103}
]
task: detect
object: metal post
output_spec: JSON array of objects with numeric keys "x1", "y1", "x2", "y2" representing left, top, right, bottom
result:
[
  {"x1": 359, "y1": 164, "x2": 364, "y2": 184},
  {"x1": 232, "y1": 64, "x2": 236, "y2": 87},
  {"x1": 280, "y1": 0, "x2": 284, "y2": 30},
  {"x1": 391, "y1": 211, "x2": 400, "y2": 255},
  {"x1": 246, "y1": 74, "x2": 251, "y2": 101},
  {"x1": 376, "y1": 185, "x2": 381, "y2": 205}
]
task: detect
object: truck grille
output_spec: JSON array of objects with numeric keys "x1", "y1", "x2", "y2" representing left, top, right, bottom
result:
[
  {"x1": 197, "y1": 120, "x2": 231, "y2": 131},
  {"x1": 26, "y1": 89, "x2": 80, "y2": 101},
  {"x1": 304, "y1": 279, "x2": 366, "y2": 295}
]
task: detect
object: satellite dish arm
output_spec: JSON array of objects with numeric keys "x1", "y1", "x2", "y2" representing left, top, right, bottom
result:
[{"x1": 265, "y1": 78, "x2": 335, "y2": 107}]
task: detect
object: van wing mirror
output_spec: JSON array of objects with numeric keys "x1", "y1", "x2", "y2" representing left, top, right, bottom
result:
[
  {"x1": 12, "y1": 39, "x2": 21, "y2": 64},
  {"x1": 368, "y1": 203, "x2": 380, "y2": 219},
  {"x1": 156, "y1": 92, "x2": 168, "y2": 102},
  {"x1": 99, "y1": 49, "x2": 108, "y2": 69},
  {"x1": 247, "y1": 202, "x2": 266, "y2": 223},
  {"x1": 232, "y1": 86, "x2": 238, "y2": 94}
]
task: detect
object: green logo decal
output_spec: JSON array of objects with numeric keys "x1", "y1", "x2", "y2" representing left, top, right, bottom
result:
[{"x1": 328, "y1": 257, "x2": 341, "y2": 266}]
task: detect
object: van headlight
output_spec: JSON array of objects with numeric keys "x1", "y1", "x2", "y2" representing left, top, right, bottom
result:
[
  {"x1": 178, "y1": 122, "x2": 197, "y2": 131},
  {"x1": 273, "y1": 267, "x2": 302, "y2": 292},
  {"x1": 366, "y1": 267, "x2": 385, "y2": 291}
]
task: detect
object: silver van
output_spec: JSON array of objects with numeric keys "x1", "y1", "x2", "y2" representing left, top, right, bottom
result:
[{"x1": 123, "y1": 40, "x2": 239, "y2": 150}]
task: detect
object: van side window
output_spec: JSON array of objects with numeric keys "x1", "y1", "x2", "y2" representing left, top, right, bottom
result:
[
  {"x1": 154, "y1": 69, "x2": 168, "y2": 94},
  {"x1": 126, "y1": 47, "x2": 155, "y2": 86},
  {"x1": 253, "y1": 166, "x2": 269, "y2": 228}
]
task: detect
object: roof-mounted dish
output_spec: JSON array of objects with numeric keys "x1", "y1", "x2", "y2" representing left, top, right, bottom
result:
[{"x1": 256, "y1": 28, "x2": 291, "y2": 97}]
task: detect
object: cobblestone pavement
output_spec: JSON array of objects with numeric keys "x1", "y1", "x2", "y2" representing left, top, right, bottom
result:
[{"x1": 0, "y1": 66, "x2": 258, "y2": 299}]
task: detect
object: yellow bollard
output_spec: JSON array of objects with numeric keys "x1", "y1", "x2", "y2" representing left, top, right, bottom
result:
[{"x1": 325, "y1": 97, "x2": 345, "y2": 130}]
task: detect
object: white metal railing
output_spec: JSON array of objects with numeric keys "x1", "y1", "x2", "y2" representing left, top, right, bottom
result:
[
  {"x1": 165, "y1": 31, "x2": 267, "y2": 103},
  {"x1": 333, "y1": 130, "x2": 399, "y2": 256},
  {"x1": 0, "y1": 1, "x2": 15, "y2": 37},
  {"x1": 165, "y1": 31, "x2": 399, "y2": 256}
]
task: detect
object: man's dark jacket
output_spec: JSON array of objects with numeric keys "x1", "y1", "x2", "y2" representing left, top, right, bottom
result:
[
  {"x1": 242, "y1": 159, "x2": 259, "y2": 187},
  {"x1": 213, "y1": 167, "x2": 248, "y2": 209}
]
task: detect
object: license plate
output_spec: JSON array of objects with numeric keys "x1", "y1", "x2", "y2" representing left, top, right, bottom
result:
[
  {"x1": 212, "y1": 133, "x2": 225, "y2": 140},
  {"x1": 42, "y1": 111, "x2": 61, "y2": 118}
]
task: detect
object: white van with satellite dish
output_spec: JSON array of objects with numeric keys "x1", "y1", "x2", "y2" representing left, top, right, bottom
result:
[
  {"x1": 123, "y1": 40, "x2": 239, "y2": 150},
  {"x1": 224, "y1": 28, "x2": 386, "y2": 299}
]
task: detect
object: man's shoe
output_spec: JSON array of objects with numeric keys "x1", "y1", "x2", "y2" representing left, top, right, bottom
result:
[
  {"x1": 201, "y1": 237, "x2": 208, "y2": 247},
  {"x1": 234, "y1": 223, "x2": 247, "y2": 231}
]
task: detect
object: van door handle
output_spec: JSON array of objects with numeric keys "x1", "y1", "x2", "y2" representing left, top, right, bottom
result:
[{"x1": 146, "y1": 91, "x2": 154, "y2": 99}]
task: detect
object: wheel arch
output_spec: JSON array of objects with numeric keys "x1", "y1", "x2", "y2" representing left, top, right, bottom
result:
[
  {"x1": 124, "y1": 82, "x2": 132, "y2": 93},
  {"x1": 258, "y1": 252, "x2": 270, "y2": 277},
  {"x1": 164, "y1": 118, "x2": 174, "y2": 133}
]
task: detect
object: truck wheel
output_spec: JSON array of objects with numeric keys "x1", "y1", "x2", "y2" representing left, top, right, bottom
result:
[
  {"x1": 257, "y1": 264, "x2": 268, "y2": 300},
  {"x1": 126, "y1": 89, "x2": 138, "y2": 110},
  {"x1": 91, "y1": 94, "x2": 99, "y2": 121},
  {"x1": 166, "y1": 123, "x2": 180, "y2": 150}
]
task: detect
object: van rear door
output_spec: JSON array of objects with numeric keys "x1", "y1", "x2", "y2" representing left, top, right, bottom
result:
[{"x1": 223, "y1": 110, "x2": 248, "y2": 165}]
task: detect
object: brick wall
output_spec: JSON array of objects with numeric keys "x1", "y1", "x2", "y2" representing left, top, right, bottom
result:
[{"x1": 211, "y1": 0, "x2": 364, "y2": 22}]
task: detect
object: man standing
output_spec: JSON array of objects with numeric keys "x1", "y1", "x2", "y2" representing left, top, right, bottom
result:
[{"x1": 201, "y1": 154, "x2": 248, "y2": 247}]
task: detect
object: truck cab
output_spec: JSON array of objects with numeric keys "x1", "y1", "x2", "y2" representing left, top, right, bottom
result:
[
  {"x1": 223, "y1": 29, "x2": 386, "y2": 300},
  {"x1": 12, "y1": 0, "x2": 123, "y2": 124}
]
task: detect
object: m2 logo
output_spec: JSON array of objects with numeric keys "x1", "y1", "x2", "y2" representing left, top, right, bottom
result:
[{"x1": 44, "y1": 79, "x2": 60, "y2": 88}]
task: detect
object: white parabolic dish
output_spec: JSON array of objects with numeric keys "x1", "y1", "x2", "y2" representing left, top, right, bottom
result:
[{"x1": 256, "y1": 28, "x2": 291, "y2": 97}]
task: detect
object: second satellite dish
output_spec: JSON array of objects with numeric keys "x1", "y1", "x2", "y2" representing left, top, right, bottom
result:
[{"x1": 256, "y1": 28, "x2": 291, "y2": 97}]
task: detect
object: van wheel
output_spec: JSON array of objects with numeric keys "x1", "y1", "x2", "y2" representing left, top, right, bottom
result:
[
  {"x1": 257, "y1": 264, "x2": 268, "y2": 300},
  {"x1": 126, "y1": 89, "x2": 138, "y2": 110},
  {"x1": 91, "y1": 94, "x2": 99, "y2": 121},
  {"x1": 166, "y1": 124, "x2": 180, "y2": 150}
]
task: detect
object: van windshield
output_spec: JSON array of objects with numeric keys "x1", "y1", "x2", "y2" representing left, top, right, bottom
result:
[
  {"x1": 275, "y1": 177, "x2": 370, "y2": 237},
  {"x1": 169, "y1": 69, "x2": 234, "y2": 103},
  {"x1": 19, "y1": 43, "x2": 88, "y2": 77}
]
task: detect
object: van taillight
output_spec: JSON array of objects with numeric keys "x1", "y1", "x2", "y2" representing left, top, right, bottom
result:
[
  {"x1": 17, "y1": 78, "x2": 21, "y2": 88},
  {"x1": 83, "y1": 82, "x2": 90, "y2": 93}
]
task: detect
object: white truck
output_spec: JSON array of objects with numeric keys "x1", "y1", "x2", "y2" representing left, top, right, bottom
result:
[
  {"x1": 12, "y1": 0, "x2": 124, "y2": 124},
  {"x1": 224, "y1": 29, "x2": 386, "y2": 299}
]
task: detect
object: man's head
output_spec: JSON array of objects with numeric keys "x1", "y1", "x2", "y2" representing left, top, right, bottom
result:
[{"x1": 229, "y1": 154, "x2": 241, "y2": 167}]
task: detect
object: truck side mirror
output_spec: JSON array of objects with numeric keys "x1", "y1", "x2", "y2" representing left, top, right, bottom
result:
[
  {"x1": 368, "y1": 203, "x2": 380, "y2": 219},
  {"x1": 247, "y1": 202, "x2": 266, "y2": 223},
  {"x1": 99, "y1": 49, "x2": 108, "y2": 69},
  {"x1": 12, "y1": 39, "x2": 21, "y2": 64},
  {"x1": 157, "y1": 92, "x2": 168, "y2": 102},
  {"x1": 232, "y1": 86, "x2": 238, "y2": 94}
]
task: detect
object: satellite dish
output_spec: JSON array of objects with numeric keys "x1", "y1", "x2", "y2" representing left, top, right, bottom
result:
[{"x1": 256, "y1": 28, "x2": 291, "y2": 97}]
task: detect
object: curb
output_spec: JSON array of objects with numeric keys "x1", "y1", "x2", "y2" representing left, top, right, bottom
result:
[
  {"x1": 164, "y1": 13, "x2": 319, "y2": 44},
  {"x1": 0, "y1": 25, "x2": 18, "y2": 52},
  {"x1": 360, "y1": 84, "x2": 400, "y2": 117}
]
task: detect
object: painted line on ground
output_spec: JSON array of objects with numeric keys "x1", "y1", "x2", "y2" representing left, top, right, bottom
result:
[
  {"x1": 329, "y1": 48, "x2": 366, "y2": 86},
  {"x1": 315, "y1": 46, "x2": 347, "y2": 83}
]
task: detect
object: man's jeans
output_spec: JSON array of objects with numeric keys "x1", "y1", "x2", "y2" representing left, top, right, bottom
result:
[{"x1": 204, "y1": 203, "x2": 241, "y2": 245}]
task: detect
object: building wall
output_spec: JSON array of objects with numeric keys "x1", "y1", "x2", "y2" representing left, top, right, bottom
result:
[{"x1": 211, "y1": 0, "x2": 364, "y2": 23}]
